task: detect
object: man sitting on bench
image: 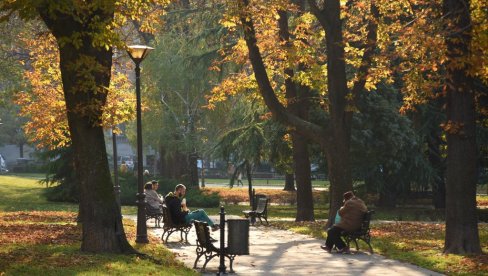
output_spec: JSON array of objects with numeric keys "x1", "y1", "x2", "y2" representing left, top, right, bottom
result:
[
  {"x1": 165, "y1": 184, "x2": 219, "y2": 231},
  {"x1": 321, "y1": 191, "x2": 367, "y2": 254}
]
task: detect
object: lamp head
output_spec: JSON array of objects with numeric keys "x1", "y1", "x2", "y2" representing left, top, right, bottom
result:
[{"x1": 127, "y1": 45, "x2": 154, "y2": 64}]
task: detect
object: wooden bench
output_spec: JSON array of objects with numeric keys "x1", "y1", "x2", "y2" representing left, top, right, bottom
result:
[
  {"x1": 193, "y1": 221, "x2": 236, "y2": 273},
  {"x1": 161, "y1": 204, "x2": 192, "y2": 243},
  {"x1": 145, "y1": 204, "x2": 163, "y2": 228},
  {"x1": 243, "y1": 195, "x2": 269, "y2": 225},
  {"x1": 341, "y1": 210, "x2": 374, "y2": 253}
]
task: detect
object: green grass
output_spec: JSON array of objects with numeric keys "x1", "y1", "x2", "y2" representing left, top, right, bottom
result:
[
  {"x1": 0, "y1": 174, "x2": 197, "y2": 276},
  {"x1": 1, "y1": 243, "x2": 196, "y2": 276},
  {"x1": 0, "y1": 175, "x2": 78, "y2": 212}
]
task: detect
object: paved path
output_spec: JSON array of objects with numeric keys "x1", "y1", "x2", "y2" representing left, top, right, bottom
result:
[{"x1": 142, "y1": 216, "x2": 443, "y2": 276}]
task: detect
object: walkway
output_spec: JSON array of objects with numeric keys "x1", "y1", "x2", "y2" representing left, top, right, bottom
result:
[{"x1": 144, "y1": 216, "x2": 443, "y2": 276}]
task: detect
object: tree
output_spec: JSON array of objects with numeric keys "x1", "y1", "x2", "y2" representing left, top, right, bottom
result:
[
  {"x1": 141, "y1": 1, "x2": 225, "y2": 186},
  {"x1": 442, "y1": 0, "x2": 481, "y2": 254},
  {"x1": 223, "y1": 0, "x2": 380, "y2": 225},
  {"x1": 0, "y1": 0, "x2": 162, "y2": 253}
]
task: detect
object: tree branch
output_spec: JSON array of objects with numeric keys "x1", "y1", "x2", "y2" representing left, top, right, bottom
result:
[
  {"x1": 239, "y1": 0, "x2": 328, "y2": 149},
  {"x1": 350, "y1": 1, "x2": 380, "y2": 98},
  {"x1": 307, "y1": 0, "x2": 329, "y2": 29}
]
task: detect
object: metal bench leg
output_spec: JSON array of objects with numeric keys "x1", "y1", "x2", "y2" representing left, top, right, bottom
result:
[
  {"x1": 353, "y1": 239, "x2": 359, "y2": 251},
  {"x1": 227, "y1": 255, "x2": 236, "y2": 273},
  {"x1": 194, "y1": 247, "x2": 204, "y2": 269},
  {"x1": 202, "y1": 253, "x2": 218, "y2": 270}
]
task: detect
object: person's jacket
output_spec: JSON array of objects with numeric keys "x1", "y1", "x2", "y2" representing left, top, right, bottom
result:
[
  {"x1": 164, "y1": 192, "x2": 188, "y2": 224},
  {"x1": 336, "y1": 197, "x2": 367, "y2": 232},
  {"x1": 146, "y1": 189, "x2": 164, "y2": 210}
]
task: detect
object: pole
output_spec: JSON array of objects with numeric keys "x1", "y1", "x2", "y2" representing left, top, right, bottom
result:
[
  {"x1": 112, "y1": 131, "x2": 121, "y2": 212},
  {"x1": 217, "y1": 206, "x2": 226, "y2": 275},
  {"x1": 135, "y1": 63, "x2": 148, "y2": 243}
]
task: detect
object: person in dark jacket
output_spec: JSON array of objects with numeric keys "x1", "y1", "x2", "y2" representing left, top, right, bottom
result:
[
  {"x1": 321, "y1": 191, "x2": 367, "y2": 253},
  {"x1": 165, "y1": 184, "x2": 219, "y2": 231}
]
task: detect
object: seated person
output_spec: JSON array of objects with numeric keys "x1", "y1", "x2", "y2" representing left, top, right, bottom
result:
[
  {"x1": 165, "y1": 184, "x2": 219, "y2": 231},
  {"x1": 151, "y1": 180, "x2": 163, "y2": 200},
  {"x1": 321, "y1": 191, "x2": 367, "y2": 253},
  {"x1": 145, "y1": 182, "x2": 163, "y2": 213}
]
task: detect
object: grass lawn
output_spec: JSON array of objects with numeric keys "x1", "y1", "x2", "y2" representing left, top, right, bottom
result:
[{"x1": 0, "y1": 175, "x2": 196, "y2": 276}]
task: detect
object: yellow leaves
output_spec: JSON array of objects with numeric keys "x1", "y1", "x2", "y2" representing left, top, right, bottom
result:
[{"x1": 440, "y1": 121, "x2": 465, "y2": 135}]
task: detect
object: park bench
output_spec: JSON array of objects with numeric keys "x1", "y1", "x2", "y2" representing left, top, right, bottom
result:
[
  {"x1": 161, "y1": 204, "x2": 192, "y2": 243},
  {"x1": 145, "y1": 203, "x2": 163, "y2": 228},
  {"x1": 193, "y1": 220, "x2": 237, "y2": 273},
  {"x1": 243, "y1": 195, "x2": 269, "y2": 225},
  {"x1": 341, "y1": 210, "x2": 375, "y2": 253}
]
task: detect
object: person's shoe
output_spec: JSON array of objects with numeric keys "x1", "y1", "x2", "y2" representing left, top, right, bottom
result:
[
  {"x1": 337, "y1": 247, "x2": 350, "y2": 254},
  {"x1": 320, "y1": 245, "x2": 332, "y2": 253},
  {"x1": 211, "y1": 225, "x2": 220, "y2": 232}
]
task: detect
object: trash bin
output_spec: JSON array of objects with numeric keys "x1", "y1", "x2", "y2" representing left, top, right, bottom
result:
[{"x1": 227, "y1": 219, "x2": 250, "y2": 255}]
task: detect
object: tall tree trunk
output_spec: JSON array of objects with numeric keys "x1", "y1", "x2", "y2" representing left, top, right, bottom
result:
[
  {"x1": 38, "y1": 4, "x2": 134, "y2": 253},
  {"x1": 310, "y1": 0, "x2": 354, "y2": 226},
  {"x1": 443, "y1": 0, "x2": 481, "y2": 254},
  {"x1": 283, "y1": 173, "x2": 296, "y2": 191},
  {"x1": 429, "y1": 132, "x2": 446, "y2": 209},
  {"x1": 188, "y1": 152, "x2": 199, "y2": 188},
  {"x1": 278, "y1": 10, "x2": 314, "y2": 221}
]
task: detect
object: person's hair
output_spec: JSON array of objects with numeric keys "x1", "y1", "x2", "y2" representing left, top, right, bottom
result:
[
  {"x1": 144, "y1": 182, "x2": 153, "y2": 190},
  {"x1": 343, "y1": 191, "x2": 355, "y2": 201},
  {"x1": 175, "y1": 183, "x2": 186, "y2": 192},
  {"x1": 151, "y1": 180, "x2": 158, "y2": 185}
]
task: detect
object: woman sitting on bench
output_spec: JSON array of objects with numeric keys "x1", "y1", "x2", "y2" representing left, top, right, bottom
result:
[
  {"x1": 165, "y1": 184, "x2": 219, "y2": 231},
  {"x1": 145, "y1": 182, "x2": 164, "y2": 212},
  {"x1": 321, "y1": 191, "x2": 367, "y2": 254}
]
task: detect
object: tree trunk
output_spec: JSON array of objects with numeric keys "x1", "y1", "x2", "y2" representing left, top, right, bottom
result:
[
  {"x1": 443, "y1": 0, "x2": 481, "y2": 254},
  {"x1": 429, "y1": 132, "x2": 446, "y2": 209},
  {"x1": 38, "y1": 4, "x2": 134, "y2": 253},
  {"x1": 278, "y1": 9, "x2": 314, "y2": 221},
  {"x1": 283, "y1": 173, "x2": 295, "y2": 191},
  {"x1": 245, "y1": 161, "x2": 253, "y2": 206},
  {"x1": 313, "y1": 0, "x2": 354, "y2": 227},
  {"x1": 188, "y1": 152, "x2": 198, "y2": 188}
]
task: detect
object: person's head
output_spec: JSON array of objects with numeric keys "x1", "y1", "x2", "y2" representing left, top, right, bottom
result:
[
  {"x1": 175, "y1": 184, "x2": 187, "y2": 197},
  {"x1": 343, "y1": 191, "x2": 355, "y2": 203},
  {"x1": 144, "y1": 182, "x2": 153, "y2": 190},
  {"x1": 151, "y1": 180, "x2": 159, "y2": 190}
]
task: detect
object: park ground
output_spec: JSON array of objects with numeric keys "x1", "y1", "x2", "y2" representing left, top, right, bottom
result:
[{"x1": 0, "y1": 174, "x2": 487, "y2": 275}]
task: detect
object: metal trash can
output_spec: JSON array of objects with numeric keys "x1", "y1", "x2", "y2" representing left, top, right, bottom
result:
[{"x1": 227, "y1": 219, "x2": 250, "y2": 255}]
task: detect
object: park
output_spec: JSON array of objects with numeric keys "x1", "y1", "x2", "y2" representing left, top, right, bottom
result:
[{"x1": 0, "y1": 0, "x2": 487, "y2": 275}]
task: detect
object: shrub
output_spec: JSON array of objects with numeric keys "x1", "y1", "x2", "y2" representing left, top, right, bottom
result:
[{"x1": 185, "y1": 189, "x2": 220, "y2": 208}]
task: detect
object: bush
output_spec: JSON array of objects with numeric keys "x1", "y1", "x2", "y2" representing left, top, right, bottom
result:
[{"x1": 185, "y1": 189, "x2": 220, "y2": 208}]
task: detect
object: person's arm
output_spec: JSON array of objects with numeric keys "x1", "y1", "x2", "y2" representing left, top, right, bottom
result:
[
  {"x1": 168, "y1": 198, "x2": 188, "y2": 220},
  {"x1": 338, "y1": 200, "x2": 353, "y2": 216}
]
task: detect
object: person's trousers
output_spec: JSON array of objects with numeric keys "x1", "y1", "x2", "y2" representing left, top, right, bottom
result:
[
  {"x1": 325, "y1": 226, "x2": 347, "y2": 249},
  {"x1": 184, "y1": 209, "x2": 215, "y2": 226}
]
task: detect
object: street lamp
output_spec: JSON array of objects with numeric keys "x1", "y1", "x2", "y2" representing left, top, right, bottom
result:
[{"x1": 127, "y1": 44, "x2": 154, "y2": 244}]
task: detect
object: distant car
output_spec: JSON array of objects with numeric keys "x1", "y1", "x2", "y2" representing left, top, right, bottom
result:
[{"x1": 0, "y1": 154, "x2": 8, "y2": 173}]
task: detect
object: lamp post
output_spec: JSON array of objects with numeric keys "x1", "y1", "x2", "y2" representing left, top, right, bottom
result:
[{"x1": 127, "y1": 44, "x2": 154, "y2": 244}]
